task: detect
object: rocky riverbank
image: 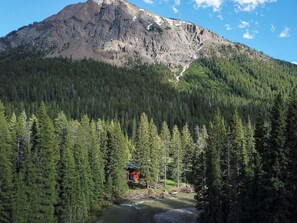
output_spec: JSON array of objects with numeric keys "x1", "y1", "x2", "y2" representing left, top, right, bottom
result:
[{"x1": 124, "y1": 185, "x2": 194, "y2": 200}]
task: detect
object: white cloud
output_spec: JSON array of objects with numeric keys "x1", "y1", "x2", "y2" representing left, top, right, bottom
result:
[
  {"x1": 172, "y1": 6, "x2": 179, "y2": 13},
  {"x1": 225, "y1": 24, "x2": 232, "y2": 31},
  {"x1": 238, "y1": 20, "x2": 250, "y2": 28},
  {"x1": 234, "y1": 0, "x2": 277, "y2": 12},
  {"x1": 175, "y1": 0, "x2": 181, "y2": 5},
  {"x1": 218, "y1": 14, "x2": 223, "y2": 20},
  {"x1": 194, "y1": 0, "x2": 223, "y2": 12},
  {"x1": 270, "y1": 24, "x2": 276, "y2": 32},
  {"x1": 292, "y1": 62, "x2": 297, "y2": 65},
  {"x1": 279, "y1": 27, "x2": 290, "y2": 38},
  {"x1": 243, "y1": 30, "x2": 255, "y2": 39},
  {"x1": 143, "y1": 0, "x2": 153, "y2": 4}
]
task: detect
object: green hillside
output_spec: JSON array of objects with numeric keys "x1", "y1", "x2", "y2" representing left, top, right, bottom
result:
[
  {"x1": 178, "y1": 48, "x2": 297, "y2": 106},
  {"x1": 0, "y1": 49, "x2": 296, "y2": 133}
]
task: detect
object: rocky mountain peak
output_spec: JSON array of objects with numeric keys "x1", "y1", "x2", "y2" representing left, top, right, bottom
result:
[
  {"x1": 92, "y1": 0, "x2": 127, "y2": 5},
  {"x1": 0, "y1": 0, "x2": 231, "y2": 71}
]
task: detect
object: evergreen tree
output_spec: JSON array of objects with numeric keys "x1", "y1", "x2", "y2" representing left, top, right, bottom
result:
[
  {"x1": 69, "y1": 120, "x2": 89, "y2": 222},
  {"x1": 160, "y1": 121, "x2": 171, "y2": 188},
  {"x1": 74, "y1": 118, "x2": 93, "y2": 217},
  {"x1": 12, "y1": 112, "x2": 29, "y2": 223},
  {"x1": 54, "y1": 112, "x2": 68, "y2": 221},
  {"x1": 211, "y1": 110, "x2": 227, "y2": 223},
  {"x1": 148, "y1": 119, "x2": 160, "y2": 185},
  {"x1": 134, "y1": 113, "x2": 150, "y2": 187},
  {"x1": 97, "y1": 119, "x2": 108, "y2": 183},
  {"x1": 9, "y1": 113, "x2": 17, "y2": 174},
  {"x1": 286, "y1": 89, "x2": 297, "y2": 223},
  {"x1": 12, "y1": 172, "x2": 27, "y2": 223},
  {"x1": 192, "y1": 125, "x2": 208, "y2": 210},
  {"x1": 266, "y1": 94, "x2": 288, "y2": 222},
  {"x1": 245, "y1": 117, "x2": 257, "y2": 178},
  {"x1": 55, "y1": 112, "x2": 68, "y2": 162},
  {"x1": 181, "y1": 123, "x2": 194, "y2": 183},
  {"x1": 0, "y1": 101, "x2": 13, "y2": 223},
  {"x1": 202, "y1": 120, "x2": 223, "y2": 223},
  {"x1": 171, "y1": 125, "x2": 183, "y2": 187},
  {"x1": 58, "y1": 124, "x2": 81, "y2": 223},
  {"x1": 90, "y1": 121, "x2": 104, "y2": 199},
  {"x1": 131, "y1": 117, "x2": 137, "y2": 142},
  {"x1": 107, "y1": 122, "x2": 129, "y2": 198},
  {"x1": 243, "y1": 117, "x2": 259, "y2": 223},
  {"x1": 229, "y1": 111, "x2": 248, "y2": 223},
  {"x1": 36, "y1": 103, "x2": 57, "y2": 223},
  {"x1": 25, "y1": 116, "x2": 40, "y2": 223},
  {"x1": 250, "y1": 110, "x2": 269, "y2": 222}
]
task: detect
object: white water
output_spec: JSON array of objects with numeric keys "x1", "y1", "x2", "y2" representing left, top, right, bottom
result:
[
  {"x1": 176, "y1": 44, "x2": 203, "y2": 82},
  {"x1": 97, "y1": 193, "x2": 195, "y2": 223}
]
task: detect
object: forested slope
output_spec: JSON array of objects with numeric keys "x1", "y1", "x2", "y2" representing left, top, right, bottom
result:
[
  {"x1": 1, "y1": 50, "x2": 297, "y2": 133},
  {"x1": 179, "y1": 48, "x2": 297, "y2": 107}
]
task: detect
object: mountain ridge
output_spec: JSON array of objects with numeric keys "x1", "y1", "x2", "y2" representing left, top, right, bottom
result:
[{"x1": 0, "y1": 0, "x2": 233, "y2": 71}]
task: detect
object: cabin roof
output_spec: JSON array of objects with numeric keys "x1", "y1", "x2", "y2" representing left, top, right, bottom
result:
[{"x1": 127, "y1": 163, "x2": 140, "y2": 170}]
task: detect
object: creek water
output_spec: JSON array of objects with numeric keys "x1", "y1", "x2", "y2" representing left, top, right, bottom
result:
[{"x1": 97, "y1": 193, "x2": 196, "y2": 223}]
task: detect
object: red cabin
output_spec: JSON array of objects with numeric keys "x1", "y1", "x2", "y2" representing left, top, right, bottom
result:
[{"x1": 127, "y1": 164, "x2": 141, "y2": 183}]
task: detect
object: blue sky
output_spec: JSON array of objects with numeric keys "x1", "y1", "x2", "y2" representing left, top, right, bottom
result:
[{"x1": 0, "y1": 0, "x2": 296, "y2": 63}]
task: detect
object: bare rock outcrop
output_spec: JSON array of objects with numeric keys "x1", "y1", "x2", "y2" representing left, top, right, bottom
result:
[{"x1": 0, "y1": 0, "x2": 231, "y2": 70}]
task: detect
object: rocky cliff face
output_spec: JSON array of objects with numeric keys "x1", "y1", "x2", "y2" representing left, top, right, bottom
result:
[{"x1": 0, "y1": 0, "x2": 230, "y2": 70}]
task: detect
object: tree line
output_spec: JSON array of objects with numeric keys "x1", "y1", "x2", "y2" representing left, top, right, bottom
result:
[
  {"x1": 0, "y1": 99, "x2": 198, "y2": 223},
  {"x1": 1, "y1": 90, "x2": 297, "y2": 223},
  {"x1": 193, "y1": 90, "x2": 297, "y2": 223},
  {"x1": 0, "y1": 100, "x2": 133, "y2": 223}
]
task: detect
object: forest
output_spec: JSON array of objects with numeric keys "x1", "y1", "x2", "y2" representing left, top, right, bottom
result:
[
  {"x1": 0, "y1": 49, "x2": 297, "y2": 223},
  {"x1": 1, "y1": 49, "x2": 297, "y2": 133},
  {"x1": 0, "y1": 89, "x2": 296, "y2": 223}
]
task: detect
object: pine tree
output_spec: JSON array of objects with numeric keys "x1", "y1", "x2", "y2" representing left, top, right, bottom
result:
[
  {"x1": 59, "y1": 124, "x2": 80, "y2": 223},
  {"x1": 249, "y1": 110, "x2": 269, "y2": 222},
  {"x1": 36, "y1": 103, "x2": 57, "y2": 223},
  {"x1": 266, "y1": 94, "x2": 288, "y2": 222},
  {"x1": 69, "y1": 120, "x2": 89, "y2": 222},
  {"x1": 229, "y1": 111, "x2": 248, "y2": 223},
  {"x1": 160, "y1": 121, "x2": 171, "y2": 188},
  {"x1": 12, "y1": 172, "x2": 27, "y2": 223},
  {"x1": 55, "y1": 112, "x2": 68, "y2": 162},
  {"x1": 192, "y1": 125, "x2": 208, "y2": 210},
  {"x1": 131, "y1": 117, "x2": 137, "y2": 142},
  {"x1": 25, "y1": 116, "x2": 40, "y2": 223},
  {"x1": 54, "y1": 112, "x2": 68, "y2": 220},
  {"x1": 148, "y1": 119, "x2": 160, "y2": 185},
  {"x1": 97, "y1": 119, "x2": 108, "y2": 183},
  {"x1": 210, "y1": 110, "x2": 227, "y2": 223},
  {"x1": 12, "y1": 112, "x2": 29, "y2": 223},
  {"x1": 134, "y1": 113, "x2": 150, "y2": 187},
  {"x1": 107, "y1": 122, "x2": 129, "y2": 198},
  {"x1": 74, "y1": 117, "x2": 94, "y2": 216},
  {"x1": 0, "y1": 101, "x2": 13, "y2": 223},
  {"x1": 242, "y1": 117, "x2": 259, "y2": 223},
  {"x1": 202, "y1": 120, "x2": 223, "y2": 223},
  {"x1": 181, "y1": 123, "x2": 194, "y2": 183},
  {"x1": 245, "y1": 117, "x2": 257, "y2": 178},
  {"x1": 171, "y1": 125, "x2": 182, "y2": 187},
  {"x1": 89, "y1": 121, "x2": 104, "y2": 199},
  {"x1": 9, "y1": 113, "x2": 17, "y2": 173},
  {"x1": 286, "y1": 89, "x2": 297, "y2": 223}
]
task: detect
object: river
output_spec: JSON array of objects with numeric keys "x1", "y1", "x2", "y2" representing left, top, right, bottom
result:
[{"x1": 97, "y1": 193, "x2": 197, "y2": 223}]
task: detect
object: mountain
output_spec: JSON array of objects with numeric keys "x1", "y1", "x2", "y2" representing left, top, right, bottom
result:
[
  {"x1": 0, "y1": 0, "x2": 297, "y2": 127},
  {"x1": 0, "y1": 0, "x2": 231, "y2": 70}
]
